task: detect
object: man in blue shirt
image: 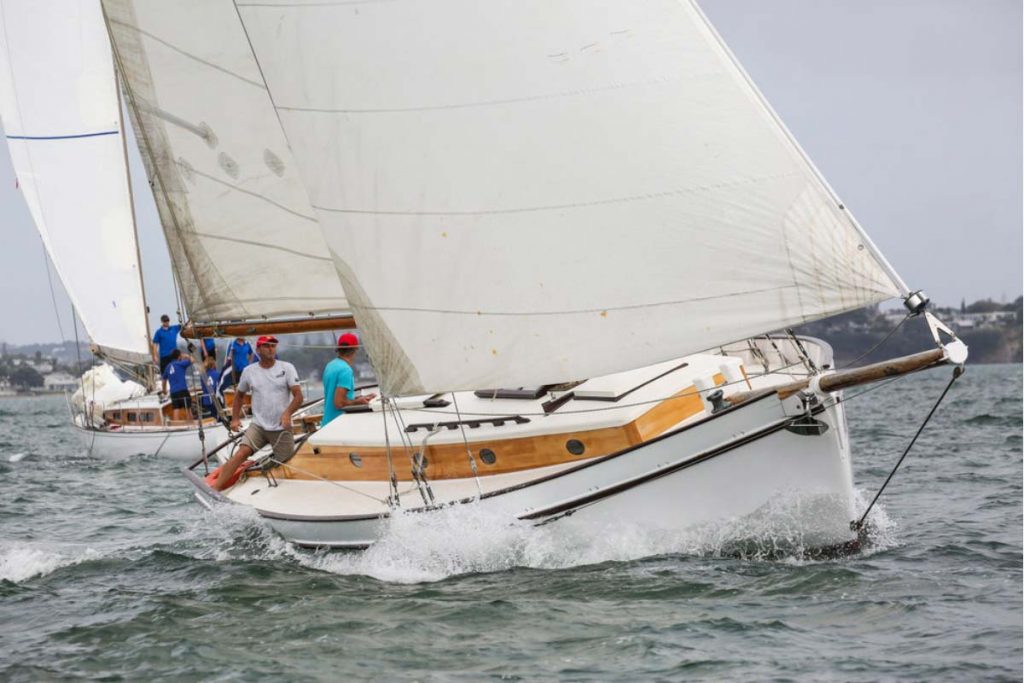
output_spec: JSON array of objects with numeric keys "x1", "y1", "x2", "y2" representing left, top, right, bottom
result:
[
  {"x1": 225, "y1": 337, "x2": 255, "y2": 385},
  {"x1": 161, "y1": 349, "x2": 193, "y2": 411},
  {"x1": 152, "y1": 314, "x2": 182, "y2": 375},
  {"x1": 199, "y1": 354, "x2": 221, "y2": 418},
  {"x1": 201, "y1": 337, "x2": 217, "y2": 361},
  {"x1": 321, "y1": 333, "x2": 376, "y2": 427}
]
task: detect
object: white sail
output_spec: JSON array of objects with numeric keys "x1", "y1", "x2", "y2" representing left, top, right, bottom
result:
[
  {"x1": 0, "y1": 0, "x2": 150, "y2": 364},
  {"x1": 101, "y1": 0, "x2": 348, "y2": 325},
  {"x1": 239, "y1": 0, "x2": 905, "y2": 395}
]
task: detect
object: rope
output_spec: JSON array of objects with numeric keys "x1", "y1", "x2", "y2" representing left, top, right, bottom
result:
[
  {"x1": 266, "y1": 456, "x2": 388, "y2": 504},
  {"x1": 853, "y1": 365, "x2": 964, "y2": 531}
]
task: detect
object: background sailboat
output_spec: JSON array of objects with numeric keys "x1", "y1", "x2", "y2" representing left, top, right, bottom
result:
[{"x1": 0, "y1": 0, "x2": 232, "y2": 458}]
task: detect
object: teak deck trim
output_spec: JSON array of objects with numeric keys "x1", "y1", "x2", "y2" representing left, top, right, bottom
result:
[{"x1": 281, "y1": 375, "x2": 724, "y2": 482}]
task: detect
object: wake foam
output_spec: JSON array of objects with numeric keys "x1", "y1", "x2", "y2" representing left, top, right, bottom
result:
[
  {"x1": 189, "y1": 488, "x2": 901, "y2": 584},
  {"x1": 0, "y1": 543, "x2": 100, "y2": 583}
]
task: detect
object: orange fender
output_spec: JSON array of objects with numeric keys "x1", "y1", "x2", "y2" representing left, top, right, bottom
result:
[{"x1": 204, "y1": 460, "x2": 254, "y2": 490}]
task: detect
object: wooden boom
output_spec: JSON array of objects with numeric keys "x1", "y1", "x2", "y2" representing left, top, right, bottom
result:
[
  {"x1": 182, "y1": 315, "x2": 357, "y2": 339},
  {"x1": 728, "y1": 347, "x2": 950, "y2": 405}
]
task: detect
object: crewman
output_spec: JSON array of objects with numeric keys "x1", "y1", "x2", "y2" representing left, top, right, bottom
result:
[
  {"x1": 321, "y1": 332, "x2": 376, "y2": 427},
  {"x1": 152, "y1": 314, "x2": 182, "y2": 375},
  {"x1": 212, "y1": 336, "x2": 302, "y2": 491}
]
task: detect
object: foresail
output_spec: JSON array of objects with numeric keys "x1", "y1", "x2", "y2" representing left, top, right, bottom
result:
[
  {"x1": 0, "y1": 0, "x2": 150, "y2": 365},
  {"x1": 101, "y1": 0, "x2": 348, "y2": 325},
  {"x1": 234, "y1": 0, "x2": 905, "y2": 395}
]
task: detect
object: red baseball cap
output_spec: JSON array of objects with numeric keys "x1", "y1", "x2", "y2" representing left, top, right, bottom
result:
[
  {"x1": 337, "y1": 332, "x2": 359, "y2": 348},
  {"x1": 256, "y1": 335, "x2": 279, "y2": 347}
]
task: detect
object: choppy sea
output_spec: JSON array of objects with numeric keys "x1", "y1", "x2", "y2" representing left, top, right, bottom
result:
[{"x1": 0, "y1": 364, "x2": 1020, "y2": 681}]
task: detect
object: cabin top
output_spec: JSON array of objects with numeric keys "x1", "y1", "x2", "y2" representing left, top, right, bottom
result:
[{"x1": 311, "y1": 354, "x2": 746, "y2": 448}]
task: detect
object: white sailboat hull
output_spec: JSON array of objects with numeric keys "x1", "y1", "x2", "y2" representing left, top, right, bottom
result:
[
  {"x1": 187, "y1": 390, "x2": 857, "y2": 550},
  {"x1": 72, "y1": 421, "x2": 231, "y2": 461}
]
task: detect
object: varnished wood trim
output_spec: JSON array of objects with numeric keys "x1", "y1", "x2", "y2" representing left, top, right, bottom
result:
[
  {"x1": 281, "y1": 378, "x2": 722, "y2": 482},
  {"x1": 182, "y1": 315, "x2": 356, "y2": 339}
]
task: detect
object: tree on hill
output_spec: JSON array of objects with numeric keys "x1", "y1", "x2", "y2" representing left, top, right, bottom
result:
[
  {"x1": 964, "y1": 298, "x2": 1005, "y2": 314},
  {"x1": 9, "y1": 365, "x2": 43, "y2": 389}
]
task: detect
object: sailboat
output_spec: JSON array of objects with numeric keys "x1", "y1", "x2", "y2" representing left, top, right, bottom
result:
[
  {"x1": 0, "y1": 0, "x2": 235, "y2": 459},
  {"x1": 99, "y1": 0, "x2": 967, "y2": 549}
]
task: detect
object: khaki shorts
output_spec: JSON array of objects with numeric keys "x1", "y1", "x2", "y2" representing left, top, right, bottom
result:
[{"x1": 240, "y1": 423, "x2": 295, "y2": 463}]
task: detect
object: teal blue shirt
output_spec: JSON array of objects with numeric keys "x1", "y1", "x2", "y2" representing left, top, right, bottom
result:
[{"x1": 321, "y1": 357, "x2": 355, "y2": 427}]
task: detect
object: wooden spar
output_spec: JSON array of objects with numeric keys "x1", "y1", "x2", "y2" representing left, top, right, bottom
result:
[
  {"x1": 728, "y1": 347, "x2": 950, "y2": 405},
  {"x1": 181, "y1": 315, "x2": 356, "y2": 339}
]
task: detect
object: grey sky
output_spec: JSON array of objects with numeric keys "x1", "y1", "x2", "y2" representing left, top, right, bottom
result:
[{"x1": 0, "y1": 0, "x2": 1020, "y2": 345}]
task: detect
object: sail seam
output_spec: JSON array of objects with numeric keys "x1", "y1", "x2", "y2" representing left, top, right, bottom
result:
[
  {"x1": 190, "y1": 231, "x2": 333, "y2": 261},
  {"x1": 182, "y1": 164, "x2": 318, "y2": 222},
  {"x1": 6, "y1": 130, "x2": 119, "y2": 140},
  {"x1": 359, "y1": 285, "x2": 794, "y2": 317},
  {"x1": 310, "y1": 172, "x2": 800, "y2": 216},
  {"x1": 107, "y1": 17, "x2": 267, "y2": 90},
  {"x1": 275, "y1": 75, "x2": 695, "y2": 114}
]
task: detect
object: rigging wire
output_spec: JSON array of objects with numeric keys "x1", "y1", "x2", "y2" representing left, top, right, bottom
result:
[
  {"x1": 40, "y1": 240, "x2": 66, "y2": 342},
  {"x1": 837, "y1": 312, "x2": 912, "y2": 370},
  {"x1": 451, "y1": 392, "x2": 484, "y2": 498},
  {"x1": 853, "y1": 365, "x2": 964, "y2": 531},
  {"x1": 380, "y1": 396, "x2": 400, "y2": 507}
]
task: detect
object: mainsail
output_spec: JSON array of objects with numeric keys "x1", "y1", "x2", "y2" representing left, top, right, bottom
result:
[
  {"x1": 232, "y1": 0, "x2": 908, "y2": 395},
  {"x1": 101, "y1": 0, "x2": 348, "y2": 325},
  {"x1": 0, "y1": 0, "x2": 150, "y2": 365}
]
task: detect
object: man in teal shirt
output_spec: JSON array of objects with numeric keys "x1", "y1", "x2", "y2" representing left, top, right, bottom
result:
[{"x1": 321, "y1": 333, "x2": 376, "y2": 427}]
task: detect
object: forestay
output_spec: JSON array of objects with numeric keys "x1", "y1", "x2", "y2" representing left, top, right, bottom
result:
[
  {"x1": 0, "y1": 0, "x2": 150, "y2": 365},
  {"x1": 237, "y1": 0, "x2": 906, "y2": 395},
  {"x1": 101, "y1": 0, "x2": 348, "y2": 325}
]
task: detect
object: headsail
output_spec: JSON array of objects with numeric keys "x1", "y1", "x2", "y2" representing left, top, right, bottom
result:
[
  {"x1": 101, "y1": 0, "x2": 348, "y2": 326},
  {"x1": 245, "y1": 1, "x2": 905, "y2": 395},
  {"x1": 0, "y1": 0, "x2": 150, "y2": 365}
]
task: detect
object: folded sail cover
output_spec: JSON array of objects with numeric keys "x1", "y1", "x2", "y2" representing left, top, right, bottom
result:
[
  {"x1": 102, "y1": 0, "x2": 348, "y2": 324},
  {"x1": 112, "y1": 0, "x2": 907, "y2": 395},
  {"x1": 0, "y1": 0, "x2": 150, "y2": 365}
]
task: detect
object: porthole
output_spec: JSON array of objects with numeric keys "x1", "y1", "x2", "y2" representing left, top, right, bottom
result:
[
  {"x1": 349, "y1": 452, "x2": 363, "y2": 468},
  {"x1": 479, "y1": 448, "x2": 496, "y2": 465},
  {"x1": 566, "y1": 439, "x2": 585, "y2": 456}
]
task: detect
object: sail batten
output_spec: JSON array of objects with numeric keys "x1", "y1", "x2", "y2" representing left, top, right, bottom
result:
[{"x1": 0, "y1": 0, "x2": 151, "y2": 365}]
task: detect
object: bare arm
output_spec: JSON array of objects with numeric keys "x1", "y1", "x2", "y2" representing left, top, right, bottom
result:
[
  {"x1": 230, "y1": 389, "x2": 247, "y2": 431},
  {"x1": 280, "y1": 384, "x2": 303, "y2": 428},
  {"x1": 333, "y1": 388, "x2": 376, "y2": 409}
]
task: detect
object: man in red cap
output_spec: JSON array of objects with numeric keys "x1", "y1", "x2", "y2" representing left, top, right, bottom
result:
[
  {"x1": 321, "y1": 332, "x2": 376, "y2": 427},
  {"x1": 212, "y1": 335, "x2": 303, "y2": 491}
]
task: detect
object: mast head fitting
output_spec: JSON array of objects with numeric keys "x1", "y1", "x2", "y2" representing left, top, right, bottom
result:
[{"x1": 903, "y1": 290, "x2": 930, "y2": 316}]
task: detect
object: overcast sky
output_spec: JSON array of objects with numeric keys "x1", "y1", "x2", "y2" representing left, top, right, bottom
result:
[{"x1": 0, "y1": 0, "x2": 1020, "y2": 345}]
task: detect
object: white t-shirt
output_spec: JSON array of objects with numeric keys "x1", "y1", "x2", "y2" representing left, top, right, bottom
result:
[{"x1": 237, "y1": 360, "x2": 300, "y2": 430}]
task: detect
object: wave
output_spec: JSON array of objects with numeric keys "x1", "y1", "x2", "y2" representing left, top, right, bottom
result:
[{"x1": 0, "y1": 542, "x2": 101, "y2": 584}]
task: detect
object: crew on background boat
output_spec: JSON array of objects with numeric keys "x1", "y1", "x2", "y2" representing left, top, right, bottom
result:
[
  {"x1": 199, "y1": 354, "x2": 222, "y2": 419},
  {"x1": 225, "y1": 336, "x2": 255, "y2": 386},
  {"x1": 213, "y1": 336, "x2": 303, "y2": 491},
  {"x1": 201, "y1": 337, "x2": 217, "y2": 361},
  {"x1": 162, "y1": 349, "x2": 193, "y2": 410},
  {"x1": 152, "y1": 314, "x2": 182, "y2": 373},
  {"x1": 321, "y1": 332, "x2": 375, "y2": 427}
]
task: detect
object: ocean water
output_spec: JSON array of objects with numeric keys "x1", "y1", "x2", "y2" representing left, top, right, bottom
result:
[{"x1": 0, "y1": 364, "x2": 1020, "y2": 681}]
